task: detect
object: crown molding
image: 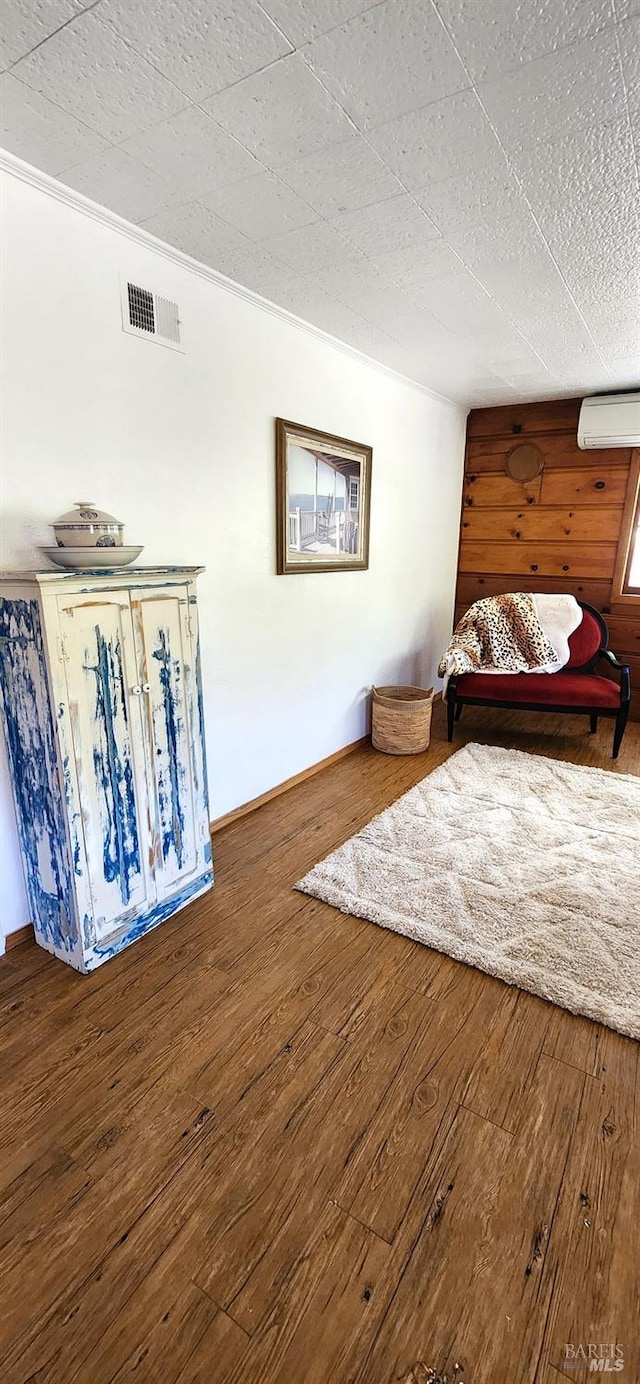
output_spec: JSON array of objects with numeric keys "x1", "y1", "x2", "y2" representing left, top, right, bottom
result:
[{"x1": 0, "y1": 148, "x2": 466, "y2": 413}]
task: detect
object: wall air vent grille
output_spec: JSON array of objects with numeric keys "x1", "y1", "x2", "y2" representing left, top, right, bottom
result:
[
  {"x1": 128, "y1": 282, "x2": 155, "y2": 334},
  {"x1": 155, "y1": 294, "x2": 181, "y2": 344},
  {"x1": 120, "y1": 278, "x2": 184, "y2": 352}
]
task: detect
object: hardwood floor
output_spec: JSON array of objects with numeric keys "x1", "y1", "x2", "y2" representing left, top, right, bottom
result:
[{"x1": 1, "y1": 706, "x2": 638, "y2": 1384}]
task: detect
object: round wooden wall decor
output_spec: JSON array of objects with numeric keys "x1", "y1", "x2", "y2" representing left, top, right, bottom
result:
[{"x1": 505, "y1": 443, "x2": 544, "y2": 482}]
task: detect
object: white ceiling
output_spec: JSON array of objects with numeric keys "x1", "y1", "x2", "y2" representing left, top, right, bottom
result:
[{"x1": 1, "y1": 0, "x2": 639, "y2": 406}]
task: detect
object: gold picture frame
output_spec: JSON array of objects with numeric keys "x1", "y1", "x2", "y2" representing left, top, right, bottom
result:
[{"x1": 275, "y1": 418, "x2": 372, "y2": 574}]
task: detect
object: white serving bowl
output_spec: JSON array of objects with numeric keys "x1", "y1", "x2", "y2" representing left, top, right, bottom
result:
[{"x1": 40, "y1": 545, "x2": 144, "y2": 570}]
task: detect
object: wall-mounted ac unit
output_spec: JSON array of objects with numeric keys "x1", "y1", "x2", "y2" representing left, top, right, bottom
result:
[
  {"x1": 120, "y1": 278, "x2": 183, "y2": 351},
  {"x1": 577, "y1": 392, "x2": 640, "y2": 449}
]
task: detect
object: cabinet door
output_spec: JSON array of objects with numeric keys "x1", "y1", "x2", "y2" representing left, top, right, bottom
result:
[
  {"x1": 132, "y1": 588, "x2": 205, "y2": 897},
  {"x1": 58, "y1": 591, "x2": 154, "y2": 938}
]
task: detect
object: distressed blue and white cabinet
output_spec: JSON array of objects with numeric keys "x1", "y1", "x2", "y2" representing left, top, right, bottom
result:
[{"x1": 0, "y1": 568, "x2": 213, "y2": 972}]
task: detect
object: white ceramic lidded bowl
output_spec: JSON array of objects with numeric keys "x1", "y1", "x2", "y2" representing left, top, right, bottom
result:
[{"x1": 52, "y1": 501, "x2": 124, "y2": 548}]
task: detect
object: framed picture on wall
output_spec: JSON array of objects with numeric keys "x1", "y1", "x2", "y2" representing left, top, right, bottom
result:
[{"x1": 275, "y1": 418, "x2": 372, "y2": 574}]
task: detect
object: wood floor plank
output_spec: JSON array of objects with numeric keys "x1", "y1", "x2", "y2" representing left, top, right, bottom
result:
[
  {"x1": 0, "y1": 1090, "x2": 215, "y2": 1362},
  {"x1": 462, "y1": 987, "x2": 552, "y2": 1133},
  {"x1": 174, "y1": 1308, "x2": 250, "y2": 1383},
  {"x1": 0, "y1": 1151, "x2": 92, "y2": 1257},
  {"x1": 0, "y1": 707, "x2": 637, "y2": 1383},
  {"x1": 357, "y1": 1054, "x2": 585, "y2": 1384},
  {"x1": 227, "y1": 1203, "x2": 390, "y2": 1384},
  {"x1": 432, "y1": 1054, "x2": 586, "y2": 1382},
  {"x1": 337, "y1": 969, "x2": 503, "y2": 1241},
  {"x1": 535, "y1": 1042, "x2": 639, "y2": 1382},
  {"x1": 1, "y1": 1024, "x2": 343, "y2": 1382},
  {"x1": 0, "y1": 958, "x2": 232, "y2": 1180},
  {"x1": 0, "y1": 943, "x2": 55, "y2": 1002},
  {"x1": 0, "y1": 1146, "x2": 74, "y2": 1233},
  {"x1": 353, "y1": 1105, "x2": 514, "y2": 1383},
  {"x1": 307, "y1": 927, "x2": 408, "y2": 1037},
  {"x1": 543, "y1": 1006, "x2": 610, "y2": 1077},
  {"x1": 0, "y1": 1202, "x2": 191, "y2": 1383},
  {"x1": 191, "y1": 983, "x2": 430, "y2": 1317},
  {"x1": 190, "y1": 917, "x2": 369, "y2": 1102},
  {"x1": 71, "y1": 1276, "x2": 218, "y2": 1384}
]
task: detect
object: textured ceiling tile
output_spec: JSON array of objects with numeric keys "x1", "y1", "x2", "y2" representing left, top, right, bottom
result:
[
  {"x1": 202, "y1": 53, "x2": 354, "y2": 168},
  {"x1": 432, "y1": 0, "x2": 616, "y2": 84},
  {"x1": 416, "y1": 165, "x2": 544, "y2": 266},
  {"x1": 98, "y1": 0, "x2": 293, "y2": 102},
  {"x1": 260, "y1": 219, "x2": 362, "y2": 272},
  {"x1": 241, "y1": 265, "x2": 317, "y2": 300},
  {"x1": 553, "y1": 259, "x2": 640, "y2": 360},
  {"x1": 329, "y1": 194, "x2": 440, "y2": 256},
  {"x1": 478, "y1": 31, "x2": 627, "y2": 153},
  {"x1": 510, "y1": 118, "x2": 640, "y2": 356},
  {"x1": 201, "y1": 171, "x2": 317, "y2": 239},
  {"x1": 410, "y1": 283, "x2": 536, "y2": 361},
  {"x1": 61, "y1": 148, "x2": 186, "y2": 222},
  {"x1": 498, "y1": 367, "x2": 554, "y2": 387},
  {"x1": 469, "y1": 252, "x2": 579, "y2": 320},
  {"x1": 368, "y1": 90, "x2": 504, "y2": 190},
  {"x1": 411, "y1": 268, "x2": 506, "y2": 324},
  {"x1": 591, "y1": 324, "x2": 640, "y2": 364},
  {"x1": 0, "y1": 71, "x2": 110, "y2": 174},
  {"x1": 522, "y1": 365, "x2": 614, "y2": 394},
  {"x1": 618, "y1": 17, "x2": 640, "y2": 112},
  {"x1": 586, "y1": 301, "x2": 640, "y2": 343},
  {"x1": 339, "y1": 320, "x2": 398, "y2": 356},
  {"x1": 534, "y1": 199, "x2": 640, "y2": 296},
  {"x1": 360, "y1": 335, "x2": 468, "y2": 389},
  {"x1": 270, "y1": 278, "x2": 369, "y2": 335},
  {"x1": 203, "y1": 240, "x2": 307, "y2": 292},
  {"x1": 119, "y1": 107, "x2": 260, "y2": 199},
  {"x1": 258, "y1": 0, "x2": 381, "y2": 46},
  {"x1": 443, "y1": 214, "x2": 548, "y2": 277},
  {"x1": 280, "y1": 137, "x2": 404, "y2": 217},
  {"x1": 521, "y1": 333, "x2": 607, "y2": 375},
  {"x1": 417, "y1": 163, "x2": 531, "y2": 238},
  {"x1": 12, "y1": 11, "x2": 189, "y2": 143},
  {"x1": 0, "y1": 0, "x2": 86, "y2": 72},
  {"x1": 463, "y1": 385, "x2": 520, "y2": 405},
  {"x1": 302, "y1": 0, "x2": 469, "y2": 130},
  {"x1": 483, "y1": 350, "x2": 545, "y2": 374},
  {"x1": 366, "y1": 308, "x2": 473, "y2": 361},
  {"x1": 374, "y1": 239, "x2": 465, "y2": 289},
  {"x1": 308, "y1": 261, "x2": 418, "y2": 320},
  {"x1": 600, "y1": 361, "x2": 640, "y2": 387},
  {"x1": 511, "y1": 117, "x2": 637, "y2": 222},
  {"x1": 141, "y1": 200, "x2": 253, "y2": 263}
]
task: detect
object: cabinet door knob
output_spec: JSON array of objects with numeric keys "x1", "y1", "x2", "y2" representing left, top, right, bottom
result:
[
  {"x1": 131, "y1": 684, "x2": 142, "y2": 695},
  {"x1": 142, "y1": 682, "x2": 151, "y2": 693}
]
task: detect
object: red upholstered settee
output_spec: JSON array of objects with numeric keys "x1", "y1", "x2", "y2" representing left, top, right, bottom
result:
[{"x1": 446, "y1": 601, "x2": 632, "y2": 759}]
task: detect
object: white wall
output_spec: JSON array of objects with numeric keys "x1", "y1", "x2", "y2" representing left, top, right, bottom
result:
[{"x1": 0, "y1": 166, "x2": 466, "y2": 947}]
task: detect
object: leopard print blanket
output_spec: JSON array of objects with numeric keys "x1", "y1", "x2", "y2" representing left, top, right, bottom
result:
[{"x1": 438, "y1": 593, "x2": 560, "y2": 692}]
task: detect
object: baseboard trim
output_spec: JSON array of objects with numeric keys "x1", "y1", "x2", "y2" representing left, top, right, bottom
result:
[
  {"x1": 211, "y1": 735, "x2": 370, "y2": 834},
  {"x1": 5, "y1": 923, "x2": 34, "y2": 950}
]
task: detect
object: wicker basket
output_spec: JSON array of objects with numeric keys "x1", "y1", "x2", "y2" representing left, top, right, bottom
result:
[{"x1": 371, "y1": 685, "x2": 434, "y2": 755}]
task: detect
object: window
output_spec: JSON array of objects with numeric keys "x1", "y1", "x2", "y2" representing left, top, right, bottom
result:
[
  {"x1": 613, "y1": 450, "x2": 640, "y2": 599},
  {"x1": 628, "y1": 518, "x2": 640, "y2": 591},
  {"x1": 348, "y1": 477, "x2": 359, "y2": 510}
]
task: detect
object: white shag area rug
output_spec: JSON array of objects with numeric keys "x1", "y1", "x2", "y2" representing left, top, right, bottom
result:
[{"x1": 296, "y1": 743, "x2": 640, "y2": 1040}]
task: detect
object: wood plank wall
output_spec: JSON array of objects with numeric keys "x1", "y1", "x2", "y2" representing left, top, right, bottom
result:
[{"x1": 454, "y1": 397, "x2": 640, "y2": 718}]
